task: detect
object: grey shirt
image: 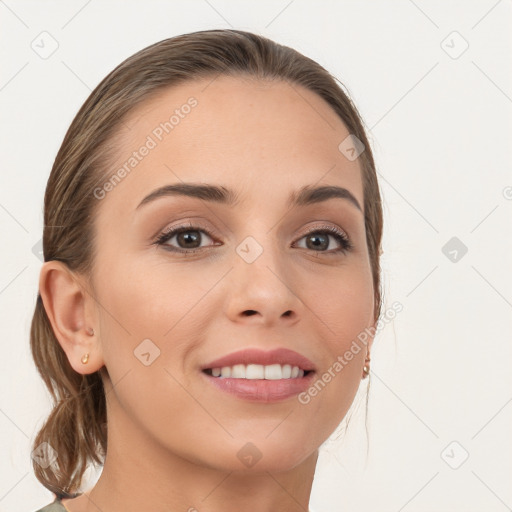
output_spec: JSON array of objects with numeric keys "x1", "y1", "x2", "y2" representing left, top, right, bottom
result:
[{"x1": 34, "y1": 498, "x2": 68, "y2": 511}]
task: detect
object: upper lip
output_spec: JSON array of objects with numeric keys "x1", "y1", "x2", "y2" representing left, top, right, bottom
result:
[{"x1": 201, "y1": 348, "x2": 316, "y2": 372}]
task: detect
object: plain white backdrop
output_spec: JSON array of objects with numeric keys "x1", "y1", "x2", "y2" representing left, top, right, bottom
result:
[{"x1": 1, "y1": 1, "x2": 511, "y2": 511}]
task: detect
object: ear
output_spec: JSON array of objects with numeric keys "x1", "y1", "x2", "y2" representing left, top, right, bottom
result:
[{"x1": 39, "y1": 260, "x2": 104, "y2": 375}]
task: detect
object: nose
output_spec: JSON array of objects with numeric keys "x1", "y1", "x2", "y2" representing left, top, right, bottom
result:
[{"x1": 223, "y1": 236, "x2": 304, "y2": 327}]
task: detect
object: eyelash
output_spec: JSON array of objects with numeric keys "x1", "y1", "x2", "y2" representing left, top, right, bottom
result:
[{"x1": 153, "y1": 222, "x2": 354, "y2": 257}]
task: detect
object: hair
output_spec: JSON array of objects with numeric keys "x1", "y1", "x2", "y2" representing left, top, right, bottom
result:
[{"x1": 30, "y1": 28, "x2": 384, "y2": 498}]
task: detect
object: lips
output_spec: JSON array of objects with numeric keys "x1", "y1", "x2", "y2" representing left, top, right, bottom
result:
[
  {"x1": 200, "y1": 347, "x2": 316, "y2": 372},
  {"x1": 200, "y1": 348, "x2": 317, "y2": 402}
]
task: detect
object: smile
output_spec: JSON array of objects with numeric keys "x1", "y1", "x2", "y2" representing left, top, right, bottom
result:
[
  {"x1": 200, "y1": 347, "x2": 317, "y2": 402},
  {"x1": 203, "y1": 363, "x2": 311, "y2": 379}
]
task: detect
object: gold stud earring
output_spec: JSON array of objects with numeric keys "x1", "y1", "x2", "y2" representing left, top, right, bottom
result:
[
  {"x1": 81, "y1": 353, "x2": 89, "y2": 364},
  {"x1": 362, "y1": 353, "x2": 371, "y2": 379},
  {"x1": 86, "y1": 327, "x2": 95, "y2": 336}
]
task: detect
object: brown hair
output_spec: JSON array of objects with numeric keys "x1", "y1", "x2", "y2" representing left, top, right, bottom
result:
[{"x1": 30, "y1": 28, "x2": 383, "y2": 498}]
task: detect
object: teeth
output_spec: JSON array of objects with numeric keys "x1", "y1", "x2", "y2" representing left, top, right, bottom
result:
[
  {"x1": 231, "y1": 364, "x2": 246, "y2": 378},
  {"x1": 207, "y1": 364, "x2": 307, "y2": 379},
  {"x1": 246, "y1": 364, "x2": 264, "y2": 379}
]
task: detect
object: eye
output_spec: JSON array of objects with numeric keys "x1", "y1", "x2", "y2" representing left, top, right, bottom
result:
[
  {"x1": 293, "y1": 225, "x2": 353, "y2": 255},
  {"x1": 154, "y1": 223, "x2": 217, "y2": 254}
]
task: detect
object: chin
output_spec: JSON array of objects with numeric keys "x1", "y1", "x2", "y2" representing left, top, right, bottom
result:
[{"x1": 206, "y1": 436, "x2": 318, "y2": 473}]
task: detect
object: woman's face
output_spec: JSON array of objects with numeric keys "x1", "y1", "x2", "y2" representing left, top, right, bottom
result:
[{"x1": 89, "y1": 75, "x2": 375, "y2": 471}]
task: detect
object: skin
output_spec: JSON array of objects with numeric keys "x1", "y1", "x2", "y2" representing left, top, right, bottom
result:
[{"x1": 40, "y1": 75, "x2": 376, "y2": 512}]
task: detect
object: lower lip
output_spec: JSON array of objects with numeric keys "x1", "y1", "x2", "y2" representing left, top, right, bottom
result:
[{"x1": 201, "y1": 370, "x2": 316, "y2": 402}]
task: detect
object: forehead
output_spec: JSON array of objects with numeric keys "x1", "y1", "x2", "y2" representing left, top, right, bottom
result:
[{"x1": 97, "y1": 75, "x2": 365, "y2": 215}]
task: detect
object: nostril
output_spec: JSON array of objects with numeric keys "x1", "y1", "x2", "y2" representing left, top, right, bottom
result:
[{"x1": 244, "y1": 310, "x2": 258, "y2": 316}]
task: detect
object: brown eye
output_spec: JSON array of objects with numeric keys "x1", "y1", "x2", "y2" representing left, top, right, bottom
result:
[{"x1": 155, "y1": 224, "x2": 216, "y2": 253}]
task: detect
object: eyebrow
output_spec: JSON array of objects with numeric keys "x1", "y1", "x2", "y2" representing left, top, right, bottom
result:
[{"x1": 136, "y1": 183, "x2": 362, "y2": 212}]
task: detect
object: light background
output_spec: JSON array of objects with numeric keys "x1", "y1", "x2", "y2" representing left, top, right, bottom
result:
[{"x1": 1, "y1": 1, "x2": 511, "y2": 511}]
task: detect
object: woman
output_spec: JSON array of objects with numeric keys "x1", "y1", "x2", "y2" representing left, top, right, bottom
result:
[{"x1": 31, "y1": 28, "x2": 383, "y2": 512}]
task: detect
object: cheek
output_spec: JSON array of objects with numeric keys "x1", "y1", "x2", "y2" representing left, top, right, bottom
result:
[
  {"x1": 306, "y1": 260, "x2": 375, "y2": 343},
  {"x1": 295, "y1": 313, "x2": 370, "y2": 449},
  {"x1": 98, "y1": 249, "x2": 194, "y2": 325},
  {"x1": 94, "y1": 252, "x2": 219, "y2": 369},
  {"x1": 297, "y1": 262, "x2": 373, "y2": 418},
  {"x1": 93, "y1": 255, "x2": 211, "y2": 437}
]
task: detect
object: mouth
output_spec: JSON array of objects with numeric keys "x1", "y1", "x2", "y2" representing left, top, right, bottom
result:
[
  {"x1": 200, "y1": 348, "x2": 316, "y2": 402},
  {"x1": 202, "y1": 364, "x2": 314, "y2": 379}
]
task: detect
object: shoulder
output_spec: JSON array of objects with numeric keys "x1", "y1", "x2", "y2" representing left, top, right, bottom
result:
[{"x1": 32, "y1": 498, "x2": 68, "y2": 512}]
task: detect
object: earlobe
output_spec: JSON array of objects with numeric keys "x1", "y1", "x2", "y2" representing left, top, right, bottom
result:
[{"x1": 39, "y1": 261, "x2": 104, "y2": 375}]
